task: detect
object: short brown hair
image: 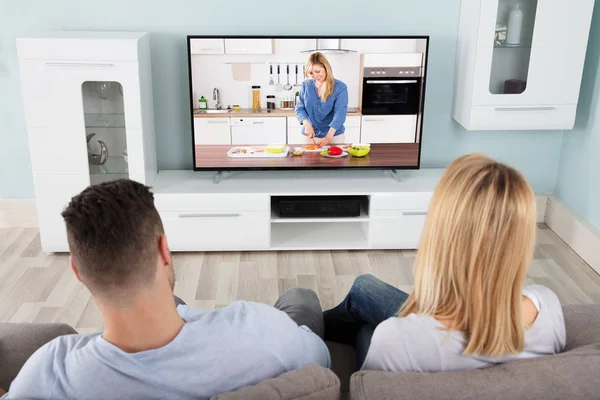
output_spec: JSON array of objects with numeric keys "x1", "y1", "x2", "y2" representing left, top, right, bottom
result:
[{"x1": 62, "y1": 179, "x2": 164, "y2": 298}]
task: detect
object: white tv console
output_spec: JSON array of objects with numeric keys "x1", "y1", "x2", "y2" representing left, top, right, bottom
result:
[{"x1": 151, "y1": 168, "x2": 443, "y2": 252}]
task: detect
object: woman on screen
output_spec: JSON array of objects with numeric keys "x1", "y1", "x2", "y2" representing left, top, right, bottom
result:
[{"x1": 295, "y1": 52, "x2": 349, "y2": 147}]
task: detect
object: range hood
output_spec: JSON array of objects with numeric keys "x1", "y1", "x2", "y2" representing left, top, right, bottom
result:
[{"x1": 301, "y1": 39, "x2": 356, "y2": 54}]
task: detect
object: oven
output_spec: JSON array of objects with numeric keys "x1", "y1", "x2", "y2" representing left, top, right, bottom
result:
[{"x1": 361, "y1": 67, "x2": 422, "y2": 115}]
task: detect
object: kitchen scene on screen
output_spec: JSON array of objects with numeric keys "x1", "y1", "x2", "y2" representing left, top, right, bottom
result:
[{"x1": 189, "y1": 37, "x2": 428, "y2": 169}]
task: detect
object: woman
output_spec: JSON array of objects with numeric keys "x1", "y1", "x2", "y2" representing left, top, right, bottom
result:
[
  {"x1": 295, "y1": 52, "x2": 349, "y2": 147},
  {"x1": 324, "y1": 154, "x2": 566, "y2": 371}
]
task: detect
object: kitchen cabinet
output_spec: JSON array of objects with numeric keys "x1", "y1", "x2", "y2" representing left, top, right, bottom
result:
[
  {"x1": 287, "y1": 115, "x2": 362, "y2": 144},
  {"x1": 343, "y1": 39, "x2": 418, "y2": 54},
  {"x1": 225, "y1": 39, "x2": 274, "y2": 55},
  {"x1": 194, "y1": 118, "x2": 231, "y2": 145},
  {"x1": 275, "y1": 39, "x2": 317, "y2": 55},
  {"x1": 17, "y1": 31, "x2": 157, "y2": 252},
  {"x1": 344, "y1": 116, "x2": 361, "y2": 144},
  {"x1": 189, "y1": 38, "x2": 225, "y2": 55},
  {"x1": 453, "y1": 0, "x2": 595, "y2": 130},
  {"x1": 231, "y1": 117, "x2": 286, "y2": 145},
  {"x1": 361, "y1": 115, "x2": 417, "y2": 143}
]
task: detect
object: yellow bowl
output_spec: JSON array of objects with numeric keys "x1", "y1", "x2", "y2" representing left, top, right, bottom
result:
[
  {"x1": 265, "y1": 147, "x2": 284, "y2": 154},
  {"x1": 347, "y1": 147, "x2": 371, "y2": 157}
]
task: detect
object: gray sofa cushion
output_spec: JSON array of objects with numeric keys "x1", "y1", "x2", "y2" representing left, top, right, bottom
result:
[
  {"x1": 0, "y1": 323, "x2": 77, "y2": 390},
  {"x1": 210, "y1": 363, "x2": 340, "y2": 400},
  {"x1": 350, "y1": 305, "x2": 600, "y2": 400}
]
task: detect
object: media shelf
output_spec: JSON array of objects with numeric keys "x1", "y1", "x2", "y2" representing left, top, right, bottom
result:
[
  {"x1": 149, "y1": 169, "x2": 443, "y2": 252},
  {"x1": 271, "y1": 222, "x2": 370, "y2": 250}
]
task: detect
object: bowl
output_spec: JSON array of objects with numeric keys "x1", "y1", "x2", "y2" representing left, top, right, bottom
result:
[
  {"x1": 291, "y1": 147, "x2": 304, "y2": 156},
  {"x1": 347, "y1": 144, "x2": 371, "y2": 157},
  {"x1": 265, "y1": 145, "x2": 285, "y2": 154}
]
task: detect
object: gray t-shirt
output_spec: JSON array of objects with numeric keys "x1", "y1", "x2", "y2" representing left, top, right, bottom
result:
[
  {"x1": 362, "y1": 285, "x2": 565, "y2": 372},
  {"x1": 5, "y1": 301, "x2": 330, "y2": 400}
]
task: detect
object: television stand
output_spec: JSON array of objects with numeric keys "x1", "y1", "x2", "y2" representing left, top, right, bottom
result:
[{"x1": 150, "y1": 169, "x2": 444, "y2": 252}]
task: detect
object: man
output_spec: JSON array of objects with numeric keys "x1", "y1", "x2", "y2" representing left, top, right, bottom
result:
[{"x1": 5, "y1": 180, "x2": 329, "y2": 399}]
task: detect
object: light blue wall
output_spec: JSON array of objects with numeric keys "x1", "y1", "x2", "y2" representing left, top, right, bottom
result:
[
  {"x1": 556, "y1": 1, "x2": 600, "y2": 231},
  {"x1": 0, "y1": 0, "x2": 564, "y2": 197}
]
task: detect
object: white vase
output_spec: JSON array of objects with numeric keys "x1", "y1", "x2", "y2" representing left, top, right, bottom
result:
[{"x1": 506, "y1": 3, "x2": 524, "y2": 45}]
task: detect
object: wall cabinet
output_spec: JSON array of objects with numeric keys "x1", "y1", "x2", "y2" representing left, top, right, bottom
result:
[
  {"x1": 361, "y1": 115, "x2": 417, "y2": 143},
  {"x1": 194, "y1": 118, "x2": 232, "y2": 145},
  {"x1": 231, "y1": 117, "x2": 286, "y2": 145},
  {"x1": 343, "y1": 39, "x2": 418, "y2": 54},
  {"x1": 275, "y1": 39, "x2": 316, "y2": 55},
  {"x1": 225, "y1": 39, "x2": 274, "y2": 55},
  {"x1": 190, "y1": 38, "x2": 225, "y2": 55},
  {"x1": 453, "y1": 0, "x2": 595, "y2": 130},
  {"x1": 17, "y1": 31, "x2": 157, "y2": 252}
]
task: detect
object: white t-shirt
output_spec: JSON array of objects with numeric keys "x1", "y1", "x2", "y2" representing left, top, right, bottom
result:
[{"x1": 362, "y1": 285, "x2": 565, "y2": 372}]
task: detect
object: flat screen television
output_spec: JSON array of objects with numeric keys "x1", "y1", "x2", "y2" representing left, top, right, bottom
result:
[{"x1": 187, "y1": 36, "x2": 429, "y2": 171}]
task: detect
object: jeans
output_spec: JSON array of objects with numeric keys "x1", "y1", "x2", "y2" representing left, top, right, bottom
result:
[
  {"x1": 174, "y1": 289, "x2": 324, "y2": 339},
  {"x1": 323, "y1": 274, "x2": 409, "y2": 367}
]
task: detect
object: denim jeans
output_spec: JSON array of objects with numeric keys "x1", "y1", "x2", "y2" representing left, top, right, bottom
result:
[{"x1": 323, "y1": 274, "x2": 409, "y2": 367}]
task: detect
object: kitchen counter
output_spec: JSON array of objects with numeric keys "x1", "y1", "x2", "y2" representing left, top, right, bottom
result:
[
  {"x1": 194, "y1": 143, "x2": 419, "y2": 169},
  {"x1": 194, "y1": 107, "x2": 362, "y2": 118}
]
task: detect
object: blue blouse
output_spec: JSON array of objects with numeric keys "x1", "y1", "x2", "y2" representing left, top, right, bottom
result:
[{"x1": 295, "y1": 79, "x2": 348, "y2": 138}]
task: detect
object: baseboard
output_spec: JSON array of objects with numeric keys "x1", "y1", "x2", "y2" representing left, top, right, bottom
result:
[
  {"x1": 545, "y1": 195, "x2": 600, "y2": 276},
  {"x1": 536, "y1": 195, "x2": 547, "y2": 223},
  {"x1": 0, "y1": 198, "x2": 38, "y2": 228}
]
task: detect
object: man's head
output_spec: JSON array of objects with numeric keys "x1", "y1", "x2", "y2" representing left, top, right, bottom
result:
[{"x1": 62, "y1": 179, "x2": 173, "y2": 305}]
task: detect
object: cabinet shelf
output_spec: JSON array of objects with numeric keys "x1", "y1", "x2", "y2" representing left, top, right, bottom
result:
[
  {"x1": 494, "y1": 40, "x2": 532, "y2": 49},
  {"x1": 85, "y1": 113, "x2": 126, "y2": 129},
  {"x1": 89, "y1": 156, "x2": 128, "y2": 175},
  {"x1": 270, "y1": 222, "x2": 369, "y2": 250}
]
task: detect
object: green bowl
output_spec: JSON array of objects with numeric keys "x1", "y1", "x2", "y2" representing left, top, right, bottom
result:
[{"x1": 347, "y1": 147, "x2": 371, "y2": 157}]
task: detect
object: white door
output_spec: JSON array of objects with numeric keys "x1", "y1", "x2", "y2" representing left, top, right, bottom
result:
[
  {"x1": 189, "y1": 38, "x2": 225, "y2": 54},
  {"x1": 472, "y1": 0, "x2": 594, "y2": 107},
  {"x1": 231, "y1": 117, "x2": 286, "y2": 145},
  {"x1": 193, "y1": 118, "x2": 231, "y2": 145},
  {"x1": 361, "y1": 115, "x2": 417, "y2": 143},
  {"x1": 275, "y1": 39, "x2": 317, "y2": 55},
  {"x1": 345, "y1": 116, "x2": 361, "y2": 144},
  {"x1": 225, "y1": 39, "x2": 274, "y2": 55}
]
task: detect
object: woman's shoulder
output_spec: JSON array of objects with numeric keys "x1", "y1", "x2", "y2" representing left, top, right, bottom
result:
[{"x1": 334, "y1": 79, "x2": 348, "y2": 90}]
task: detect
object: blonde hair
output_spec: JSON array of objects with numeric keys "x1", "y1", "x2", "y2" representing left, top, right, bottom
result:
[
  {"x1": 398, "y1": 153, "x2": 537, "y2": 357},
  {"x1": 305, "y1": 52, "x2": 335, "y2": 102}
]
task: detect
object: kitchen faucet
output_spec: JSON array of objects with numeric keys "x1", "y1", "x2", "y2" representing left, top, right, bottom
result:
[{"x1": 213, "y1": 88, "x2": 221, "y2": 110}]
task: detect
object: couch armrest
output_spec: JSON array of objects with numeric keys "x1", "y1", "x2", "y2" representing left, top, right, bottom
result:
[
  {"x1": 563, "y1": 305, "x2": 600, "y2": 351},
  {"x1": 0, "y1": 323, "x2": 77, "y2": 390},
  {"x1": 210, "y1": 363, "x2": 340, "y2": 400}
]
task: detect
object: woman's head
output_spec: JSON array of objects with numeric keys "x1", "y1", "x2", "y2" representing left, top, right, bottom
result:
[
  {"x1": 399, "y1": 153, "x2": 537, "y2": 357},
  {"x1": 305, "y1": 52, "x2": 335, "y2": 102}
]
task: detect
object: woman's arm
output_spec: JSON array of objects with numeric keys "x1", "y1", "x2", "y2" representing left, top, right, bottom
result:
[{"x1": 295, "y1": 83, "x2": 315, "y2": 139}]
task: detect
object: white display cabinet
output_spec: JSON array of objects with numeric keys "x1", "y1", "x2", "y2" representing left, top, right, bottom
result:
[
  {"x1": 453, "y1": 0, "x2": 595, "y2": 130},
  {"x1": 17, "y1": 31, "x2": 157, "y2": 252}
]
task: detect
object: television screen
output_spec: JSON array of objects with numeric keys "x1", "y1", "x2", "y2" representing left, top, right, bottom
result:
[{"x1": 187, "y1": 36, "x2": 428, "y2": 171}]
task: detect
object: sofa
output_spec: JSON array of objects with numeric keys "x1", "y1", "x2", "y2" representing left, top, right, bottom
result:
[{"x1": 1, "y1": 305, "x2": 600, "y2": 399}]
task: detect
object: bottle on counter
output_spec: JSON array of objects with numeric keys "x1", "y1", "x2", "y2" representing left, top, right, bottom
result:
[
  {"x1": 266, "y1": 95, "x2": 276, "y2": 111},
  {"x1": 506, "y1": 3, "x2": 524, "y2": 45},
  {"x1": 198, "y1": 96, "x2": 208, "y2": 110},
  {"x1": 252, "y1": 85, "x2": 261, "y2": 111},
  {"x1": 294, "y1": 91, "x2": 300, "y2": 108}
]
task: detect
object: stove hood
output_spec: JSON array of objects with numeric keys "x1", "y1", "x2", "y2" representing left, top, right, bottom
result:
[{"x1": 301, "y1": 39, "x2": 356, "y2": 54}]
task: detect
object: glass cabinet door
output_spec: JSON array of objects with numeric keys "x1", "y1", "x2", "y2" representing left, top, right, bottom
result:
[
  {"x1": 489, "y1": 0, "x2": 539, "y2": 95},
  {"x1": 82, "y1": 81, "x2": 128, "y2": 185}
]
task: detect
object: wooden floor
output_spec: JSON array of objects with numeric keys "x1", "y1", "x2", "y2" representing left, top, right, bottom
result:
[{"x1": 1, "y1": 224, "x2": 599, "y2": 334}]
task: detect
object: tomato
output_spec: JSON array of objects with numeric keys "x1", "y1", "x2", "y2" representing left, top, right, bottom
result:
[{"x1": 328, "y1": 146, "x2": 343, "y2": 156}]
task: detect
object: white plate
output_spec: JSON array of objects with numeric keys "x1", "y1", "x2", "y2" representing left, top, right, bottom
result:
[
  {"x1": 320, "y1": 151, "x2": 349, "y2": 158},
  {"x1": 302, "y1": 145, "x2": 329, "y2": 152}
]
